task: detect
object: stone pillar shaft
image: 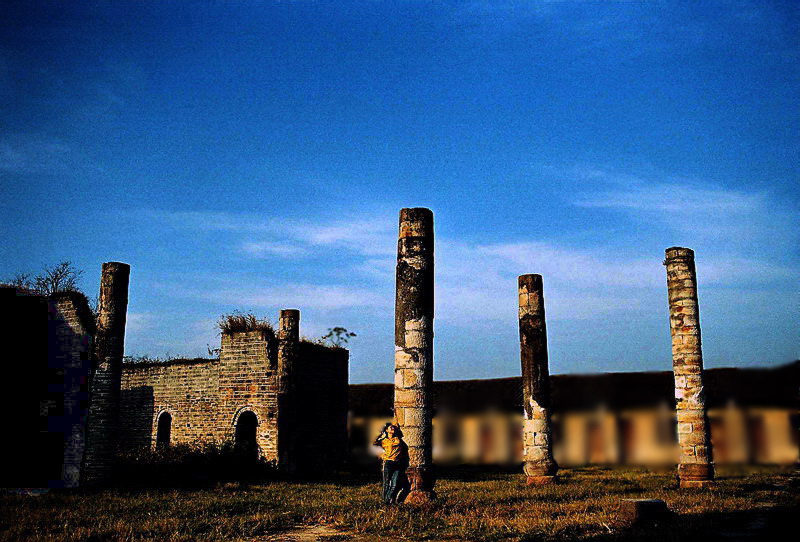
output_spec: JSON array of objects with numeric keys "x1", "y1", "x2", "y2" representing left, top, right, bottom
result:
[
  {"x1": 394, "y1": 207, "x2": 435, "y2": 503},
  {"x1": 278, "y1": 309, "x2": 300, "y2": 472},
  {"x1": 82, "y1": 262, "x2": 130, "y2": 486},
  {"x1": 664, "y1": 247, "x2": 714, "y2": 487},
  {"x1": 518, "y1": 274, "x2": 558, "y2": 484}
]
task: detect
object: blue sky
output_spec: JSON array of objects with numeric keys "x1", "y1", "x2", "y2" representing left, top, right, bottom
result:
[{"x1": 2, "y1": 1, "x2": 798, "y2": 383}]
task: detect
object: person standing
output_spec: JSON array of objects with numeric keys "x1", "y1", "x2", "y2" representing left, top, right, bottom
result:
[{"x1": 373, "y1": 423, "x2": 409, "y2": 505}]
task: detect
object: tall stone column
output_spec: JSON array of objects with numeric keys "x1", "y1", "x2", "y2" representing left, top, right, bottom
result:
[
  {"x1": 664, "y1": 247, "x2": 714, "y2": 488},
  {"x1": 518, "y1": 274, "x2": 558, "y2": 485},
  {"x1": 394, "y1": 207, "x2": 435, "y2": 503},
  {"x1": 82, "y1": 262, "x2": 130, "y2": 486},
  {"x1": 277, "y1": 309, "x2": 300, "y2": 472}
]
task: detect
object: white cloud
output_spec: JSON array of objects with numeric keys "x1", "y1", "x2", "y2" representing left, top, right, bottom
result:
[
  {"x1": 125, "y1": 312, "x2": 155, "y2": 334},
  {"x1": 241, "y1": 241, "x2": 309, "y2": 257},
  {"x1": 295, "y1": 219, "x2": 395, "y2": 256},
  {"x1": 198, "y1": 283, "x2": 389, "y2": 312},
  {"x1": 575, "y1": 182, "x2": 766, "y2": 215},
  {"x1": 0, "y1": 135, "x2": 73, "y2": 175},
  {"x1": 145, "y1": 191, "x2": 796, "y2": 330},
  {"x1": 567, "y1": 168, "x2": 799, "y2": 256},
  {"x1": 144, "y1": 210, "x2": 397, "y2": 258}
]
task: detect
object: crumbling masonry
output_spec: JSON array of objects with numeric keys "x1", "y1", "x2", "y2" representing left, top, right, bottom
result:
[
  {"x1": 82, "y1": 262, "x2": 130, "y2": 486},
  {"x1": 518, "y1": 274, "x2": 558, "y2": 484},
  {"x1": 394, "y1": 207, "x2": 436, "y2": 503},
  {"x1": 119, "y1": 309, "x2": 349, "y2": 471},
  {"x1": 664, "y1": 247, "x2": 714, "y2": 488},
  {"x1": 277, "y1": 309, "x2": 300, "y2": 471}
]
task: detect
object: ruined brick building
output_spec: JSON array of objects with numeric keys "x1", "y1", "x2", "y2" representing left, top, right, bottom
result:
[
  {"x1": 1, "y1": 286, "x2": 95, "y2": 488},
  {"x1": 1, "y1": 264, "x2": 348, "y2": 488},
  {"x1": 118, "y1": 321, "x2": 349, "y2": 470}
]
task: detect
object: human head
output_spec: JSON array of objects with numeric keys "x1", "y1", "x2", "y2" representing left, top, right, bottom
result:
[{"x1": 385, "y1": 423, "x2": 403, "y2": 438}]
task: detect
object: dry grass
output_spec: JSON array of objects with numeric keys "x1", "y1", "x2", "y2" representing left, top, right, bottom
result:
[
  {"x1": 1, "y1": 466, "x2": 796, "y2": 541},
  {"x1": 218, "y1": 312, "x2": 275, "y2": 337}
]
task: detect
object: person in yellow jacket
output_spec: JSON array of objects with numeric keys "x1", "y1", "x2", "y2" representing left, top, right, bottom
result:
[{"x1": 373, "y1": 423, "x2": 409, "y2": 504}]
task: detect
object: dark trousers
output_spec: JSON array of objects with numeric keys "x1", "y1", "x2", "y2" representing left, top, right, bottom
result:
[{"x1": 382, "y1": 460, "x2": 406, "y2": 504}]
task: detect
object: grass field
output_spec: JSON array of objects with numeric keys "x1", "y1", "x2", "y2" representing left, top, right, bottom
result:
[{"x1": 1, "y1": 466, "x2": 797, "y2": 541}]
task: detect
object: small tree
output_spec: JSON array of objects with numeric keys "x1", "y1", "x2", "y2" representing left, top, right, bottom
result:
[
  {"x1": 321, "y1": 327, "x2": 356, "y2": 347},
  {"x1": 35, "y1": 261, "x2": 83, "y2": 295},
  {"x1": 5, "y1": 272, "x2": 34, "y2": 291},
  {"x1": 3, "y1": 261, "x2": 84, "y2": 296}
]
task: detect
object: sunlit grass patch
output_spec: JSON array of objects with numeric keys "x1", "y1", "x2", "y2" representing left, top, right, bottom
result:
[{"x1": 1, "y1": 466, "x2": 795, "y2": 541}]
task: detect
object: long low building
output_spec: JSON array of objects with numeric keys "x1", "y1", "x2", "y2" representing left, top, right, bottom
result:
[{"x1": 349, "y1": 362, "x2": 799, "y2": 467}]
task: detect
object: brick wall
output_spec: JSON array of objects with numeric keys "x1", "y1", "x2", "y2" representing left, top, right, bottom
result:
[
  {"x1": 119, "y1": 329, "x2": 348, "y2": 470},
  {"x1": 219, "y1": 330, "x2": 280, "y2": 461},
  {"x1": 121, "y1": 358, "x2": 221, "y2": 448},
  {"x1": 49, "y1": 292, "x2": 95, "y2": 488},
  {"x1": 1, "y1": 287, "x2": 95, "y2": 488}
]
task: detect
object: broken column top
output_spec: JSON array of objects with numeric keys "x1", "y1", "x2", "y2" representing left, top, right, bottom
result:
[
  {"x1": 664, "y1": 247, "x2": 694, "y2": 262},
  {"x1": 399, "y1": 208, "x2": 433, "y2": 238},
  {"x1": 279, "y1": 309, "x2": 300, "y2": 339},
  {"x1": 518, "y1": 274, "x2": 543, "y2": 288},
  {"x1": 102, "y1": 261, "x2": 130, "y2": 272}
]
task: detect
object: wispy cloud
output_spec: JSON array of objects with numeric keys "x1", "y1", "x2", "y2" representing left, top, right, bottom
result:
[
  {"x1": 241, "y1": 241, "x2": 309, "y2": 258},
  {"x1": 142, "y1": 209, "x2": 396, "y2": 258},
  {"x1": 125, "y1": 312, "x2": 155, "y2": 334},
  {"x1": 182, "y1": 282, "x2": 389, "y2": 313},
  {"x1": 0, "y1": 134, "x2": 74, "y2": 175},
  {"x1": 567, "y1": 167, "x2": 799, "y2": 254},
  {"x1": 575, "y1": 182, "x2": 766, "y2": 215},
  {"x1": 294, "y1": 219, "x2": 395, "y2": 256},
  {"x1": 433, "y1": 239, "x2": 794, "y2": 325}
]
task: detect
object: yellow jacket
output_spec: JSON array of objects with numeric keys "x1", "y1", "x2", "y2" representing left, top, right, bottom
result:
[{"x1": 380, "y1": 437, "x2": 403, "y2": 462}]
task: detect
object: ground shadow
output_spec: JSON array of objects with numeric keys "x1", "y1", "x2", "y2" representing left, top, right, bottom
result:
[{"x1": 567, "y1": 505, "x2": 797, "y2": 542}]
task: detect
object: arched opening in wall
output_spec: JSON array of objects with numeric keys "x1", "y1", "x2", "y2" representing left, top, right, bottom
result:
[
  {"x1": 156, "y1": 412, "x2": 172, "y2": 447},
  {"x1": 235, "y1": 410, "x2": 258, "y2": 458}
]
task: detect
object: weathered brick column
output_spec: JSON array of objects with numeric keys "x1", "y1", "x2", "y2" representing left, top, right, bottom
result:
[
  {"x1": 277, "y1": 308, "x2": 299, "y2": 472},
  {"x1": 82, "y1": 262, "x2": 130, "y2": 486},
  {"x1": 394, "y1": 207, "x2": 435, "y2": 503},
  {"x1": 664, "y1": 247, "x2": 714, "y2": 488},
  {"x1": 518, "y1": 274, "x2": 558, "y2": 484}
]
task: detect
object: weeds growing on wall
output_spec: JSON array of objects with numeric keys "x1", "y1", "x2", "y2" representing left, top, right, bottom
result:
[
  {"x1": 217, "y1": 311, "x2": 275, "y2": 337},
  {"x1": 115, "y1": 440, "x2": 278, "y2": 487}
]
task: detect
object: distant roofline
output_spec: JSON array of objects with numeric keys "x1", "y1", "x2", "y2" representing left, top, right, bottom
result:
[{"x1": 349, "y1": 360, "x2": 800, "y2": 387}]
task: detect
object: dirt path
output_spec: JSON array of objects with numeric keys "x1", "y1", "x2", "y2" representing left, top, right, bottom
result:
[{"x1": 256, "y1": 524, "x2": 381, "y2": 541}]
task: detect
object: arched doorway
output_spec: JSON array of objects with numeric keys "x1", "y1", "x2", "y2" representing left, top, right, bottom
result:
[
  {"x1": 235, "y1": 410, "x2": 258, "y2": 457},
  {"x1": 156, "y1": 411, "x2": 172, "y2": 447}
]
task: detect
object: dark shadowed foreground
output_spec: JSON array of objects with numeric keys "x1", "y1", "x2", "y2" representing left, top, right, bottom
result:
[{"x1": 1, "y1": 467, "x2": 796, "y2": 541}]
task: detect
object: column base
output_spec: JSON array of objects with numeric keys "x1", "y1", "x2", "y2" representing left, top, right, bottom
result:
[
  {"x1": 679, "y1": 479, "x2": 713, "y2": 489},
  {"x1": 677, "y1": 463, "x2": 714, "y2": 488},
  {"x1": 526, "y1": 475, "x2": 556, "y2": 486},
  {"x1": 404, "y1": 465, "x2": 435, "y2": 504},
  {"x1": 404, "y1": 489, "x2": 436, "y2": 505}
]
